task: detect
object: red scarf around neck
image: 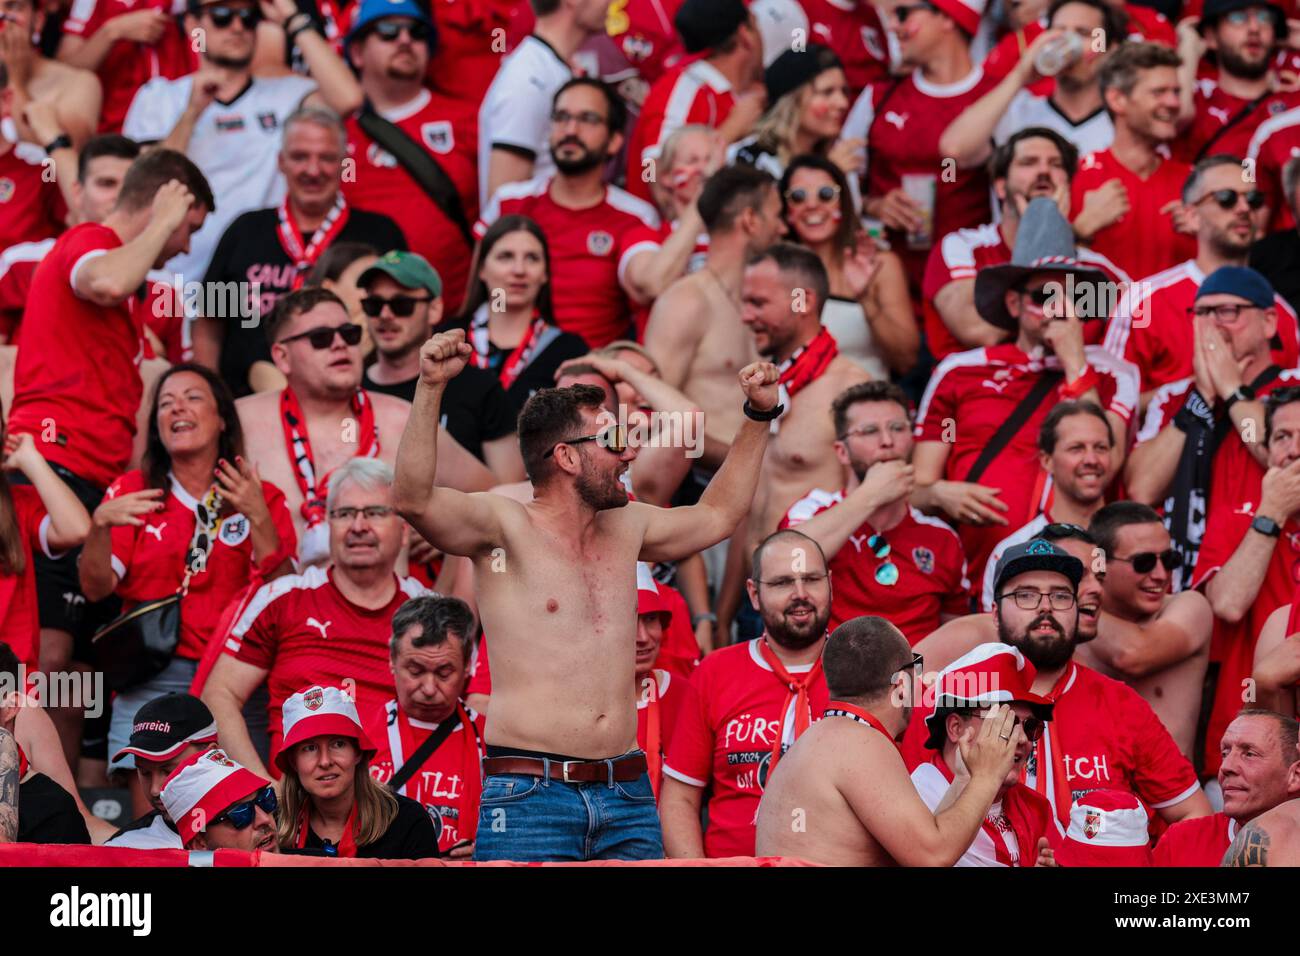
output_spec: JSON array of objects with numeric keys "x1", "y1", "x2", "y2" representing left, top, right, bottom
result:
[
  {"x1": 469, "y1": 308, "x2": 552, "y2": 391},
  {"x1": 391, "y1": 700, "x2": 484, "y2": 847},
  {"x1": 777, "y1": 327, "x2": 839, "y2": 400},
  {"x1": 277, "y1": 193, "x2": 350, "y2": 291},
  {"x1": 280, "y1": 387, "x2": 380, "y2": 531},
  {"x1": 822, "y1": 700, "x2": 899, "y2": 751},
  {"x1": 641, "y1": 672, "x2": 663, "y2": 800},
  {"x1": 296, "y1": 796, "x2": 360, "y2": 857},
  {"x1": 932, "y1": 752, "x2": 1053, "y2": 867},
  {"x1": 1025, "y1": 664, "x2": 1078, "y2": 835},
  {"x1": 758, "y1": 636, "x2": 824, "y2": 778}
]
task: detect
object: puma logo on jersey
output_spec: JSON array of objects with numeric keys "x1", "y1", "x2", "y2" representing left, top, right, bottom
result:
[
  {"x1": 982, "y1": 378, "x2": 1011, "y2": 393},
  {"x1": 847, "y1": 532, "x2": 871, "y2": 553},
  {"x1": 144, "y1": 523, "x2": 167, "y2": 541},
  {"x1": 1233, "y1": 501, "x2": 1255, "y2": 515},
  {"x1": 307, "y1": 618, "x2": 331, "y2": 639},
  {"x1": 1208, "y1": 106, "x2": 1230, "y2": 124},
  {"x1": 883, "y1": 111, "x2": 908, "y2": 131}
]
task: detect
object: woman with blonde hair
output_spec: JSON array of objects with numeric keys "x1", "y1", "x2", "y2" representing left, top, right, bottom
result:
[{"x1": 277, "y1": 684, "x2": 438, "y2": 859}]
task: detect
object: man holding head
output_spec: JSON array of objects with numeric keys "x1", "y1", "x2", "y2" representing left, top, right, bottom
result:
[
  {"x1": 755, "y1": 617, "x2": 1026, "y2": 866},
  {"x1": 160, "y1": 747, "x2": 280, "y2": 853},
  {"x1": 1156, "y1": 709, "x2": 1300, "y2": 865}
]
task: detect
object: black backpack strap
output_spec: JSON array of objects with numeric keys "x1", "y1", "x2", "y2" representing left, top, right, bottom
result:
[
  {"x1": 964, "y1": 371, "x2": 1065, "y2": 484},
  {"x1": 357, "y1": 101, "x2": 475, "y2": 248},
  {"x1": 1193, "y1": 94, "x2": 1267, "y2": 164},
  {"x1": 387, "y1": 716, "x2": 460, "y2": 793}
]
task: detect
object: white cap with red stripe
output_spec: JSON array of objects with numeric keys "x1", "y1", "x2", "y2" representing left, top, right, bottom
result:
[
  {"x1": 1057, "y1": 790, "x2": 1153, "y2": 867},
  {"x1": 161, "y1": 747, "x2": 270, "y2": 845}
]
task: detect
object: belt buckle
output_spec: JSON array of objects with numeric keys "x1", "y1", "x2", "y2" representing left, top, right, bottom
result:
[{"x1": 560, "y1": 760, "x2": 580, "y2": 783}]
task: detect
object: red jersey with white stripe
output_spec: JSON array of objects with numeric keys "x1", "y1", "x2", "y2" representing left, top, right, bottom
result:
[
  {"x1": 8, "y1": 223, "x2": 145, "y2": 489},
  {"x1": 105, "y1": 470, "x2": 297, "y2": 662},
  {"x1": 0, "y1": 486, "x2": 53, "y2": 672},
  {"x1": 1071, "y1": 148, "x2": 1197, "y2": 282},
  {"x1": 920, "y1": 221, "x2": 1128, "y2": 360},
  {"x1": 1105, "y1": 259, "x2": 1300, "y2": 394},
  {"x1": 899, "y1": 661, "x2": 1201, "y2": 834},
  {"x1": 781, "y1": 491, "x2": 968, "y2": 643},
  {"x1": 1176, "y1": 82, "x2": 1300, "y2": 165},
  {"x1": 365, "y1": 698, "x2": 486, "y2": 854},
  {"x1": 343, "y1": 89, "x2": 477, "y2": 313},
  {"x1": 802, "y1": 0, "x2": 891, "y2": 96},
  {"x1": 626, "y1": 58, "x2": 734, "y2": 203},
  {"x1": 475, "y1": 177, "x2": 660, "y2": 347},
  {"x1": 1246, "y1": 104, "x2": 1300, "y2": 234},
  {"x1": 0, "y1": 143, "x2": 64, "y2": 254},
  {"x1": 664, "y1": 639, "x2": 829, "y2": 858},
  {"x1": 223, "y1": 565, "x2": 430, "y2": 768},
  {"x1": 915, "y1": 343, "x2": 1140, "y2": 586},
  {"x1": 63, "y1": 0, "x2": 196, "y2": 133},
  {"x1": 1152, "y1": 812, "x2": 1235, "y2": 866},
  {"x1": 846, "y1": 66, "x2": 1001, "y2": 290}
]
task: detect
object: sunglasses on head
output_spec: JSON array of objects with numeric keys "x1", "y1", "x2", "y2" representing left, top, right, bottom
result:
[
  {"x1": 207, "y1": 5, "x2": 260, "y2": 29},
  {"x1": 213, "y1": 785, "x2": 277, "y2": 829},
  {"x1": 867, "y1": 533, "x2": 900, "y2": 587},
  {"x1": 786, "y1": 184, "x2": 840, "y2": 206},
  {"x1": 1196, "y1": 188, "x2": 1267, "y2": 211},
  {"x1": 278, "y1": 323, "x2": 364, "y2": 349},
  {"x1": 371, "y1": 19, "x2": 429, "y2": 42},
  {"x1": 360, "y1": 294, "x2": 432, "y2": 318},
  {"x1": 544, "y1": 425, "x2": 628, "y2": 459},
  {"x1": 1110, "y1": 548, "x2": 1183, "y2": 574}
]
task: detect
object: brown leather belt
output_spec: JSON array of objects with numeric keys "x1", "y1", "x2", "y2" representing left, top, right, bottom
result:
[{"x1": 481, "y1": 752, "x2": 647, "y2": 784}]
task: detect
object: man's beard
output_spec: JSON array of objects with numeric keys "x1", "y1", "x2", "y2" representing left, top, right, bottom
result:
[
  {"x1": 997, "y1": 611, "x2": 1076, "y2": 671},
  {"x1": 1210, "y1": 221, "x2": 1255, "y2": 258},
  {"x1": 574, "y1": 461, "x2": 628, "y2": 511},
  {"x1": 1219, "y1": 44, "x2": 1272, "y2": 80},
  {"x1": 764, "y1": 597, "x2": 830, "y2": 650},
  {"x1": 209, "y1": 51, "x2": 254, "y2": 70},
  {"x1": 551, "y1": 140, "x2": 606, "y2": 175}
]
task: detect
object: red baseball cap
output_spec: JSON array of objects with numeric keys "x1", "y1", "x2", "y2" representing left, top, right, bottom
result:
[{"x1": 1056, "y1": 790, "x2": 1153, "y2": 867}]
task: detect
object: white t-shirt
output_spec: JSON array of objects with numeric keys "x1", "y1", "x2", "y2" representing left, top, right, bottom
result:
[
  {"x1": 122, "y1": 73, "x2": 317, "y2": 281},
  {"x1": 821, "y1": 297, "x2": 889, "y2": 381},
  {"x1": 477, "y1": 35, "x2": 572, "y2": 207},
  {"x1": 104, "y1": 812, "x2": 183, "y2": 850},
  {"x1": 993, "y1": 89, "x2": 1113, "y2": 157},
  {"x1": 911, "y1": 761, "x2": 1017, "y2": 867}
]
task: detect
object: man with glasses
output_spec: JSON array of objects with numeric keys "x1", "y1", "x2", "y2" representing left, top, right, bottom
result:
[
  {"x1": 122, "y1": 0, "x2": 362, "y2": 282},
  {"x1": 203, "y1": 458, "x2": 431, "y2": 779},
  {"x1": 198, "y1": 106, "x2": 407, "y2": 398},
  {"x1": 234, "y1": 287, "x2": 493, "y2": 567},
  {"x1": 756, "y1": 617, "x2": 1026, "y2": 866},
  {"x1": 1105, "y1": 155, "x2": 1300, "y2": 405},
  {"x1": 1076, "y1": 502, "x2": 1212, "y2": 759},
  {"x1": 782, "y1": 380, "x2": 968, "y2": 643},
  {"x1": 343, "y1": 0, "x2": 480, "y2": 315},
  {"x1": 476, "y1": 77, "x2": 661, "y2": 348},
  {"x1": 160, "y1": 747, "x2": 280, "y2": 852},
  {"x1": 662, "y1": 529, "x2": 831, "y2": 858}
]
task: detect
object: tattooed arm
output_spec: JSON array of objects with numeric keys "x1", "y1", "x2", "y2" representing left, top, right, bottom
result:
[
  {"x1": 0, "y1": 726, "x2": 18, "y2": 844},
  {"x1": 1222, "y1": 820, "x2": 1270, "y2": 867}
]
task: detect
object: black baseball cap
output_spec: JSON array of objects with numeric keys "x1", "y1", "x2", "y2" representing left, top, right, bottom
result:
[
  {"x1": 992, "y1": 539, "x2": 1083, "y2": 599},
  {"x1": 1198, "y1": 0, "x2": 1285, "y2": 34},
  {"x1": 113, "y1": 693, "x2": 218, "y2": 765},
  {"x1": 675, "y1": 0, "x2": 749, "y2": 53}
]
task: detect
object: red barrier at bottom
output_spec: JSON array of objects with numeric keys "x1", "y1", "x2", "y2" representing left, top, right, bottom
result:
[{"x1": 0, "y1": 844, "x2": 816, "y2": 867}]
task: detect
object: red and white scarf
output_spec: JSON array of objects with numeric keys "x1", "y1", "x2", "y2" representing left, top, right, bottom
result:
[
  {"x1": 295, "y1": 798, "x2": 359, "y2": 857},
  {"x1": 280, "y1": 387, "x2": 379, "y2": 534},
  {"x1": 773, "y1": 327, "x2": 838, "y2": 430},
  {"x1": 469, "y1": 305, "x2": 559, "y2": 391},
  {"x1": 1026, "y1": 664, "x2": 1080, "y2": 836},
  {"x1": 277, "y1": 193, "x2": 350, "y2": 290},
  {"x1": 822, "y1": 700, "x2": 898, "y2": 750},
  {"x1": 931, "y1": 752, "x2": 1053, "y2": 867},
  {"x1": 385, "y1": 699, "x2": 484, "y2": 848},
  {"x1": 758, "y1": 636, "x2": 824, "y2": 778}
]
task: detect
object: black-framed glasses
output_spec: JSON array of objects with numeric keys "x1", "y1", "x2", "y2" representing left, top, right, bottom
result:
[
  {"x1": 1109, "y1": 548, "x2": 1183, "y2": 575},
  {"x1": 755, "y1": 572, "x2": 830, "y2": 590},
  {"x1": 1186, "y1": 303, "x2": 1262, "y2": 321},
  {"x1": 997, "y1": 588, "x2": 1076, "y2": 610},
  {"x1": 893, "y1": 2, "x2": 938, "y2": 22},
  {"x1": 371, "y1": 19, "x2": 429, "y2": 42},
  {"x1": 213, "y1": 786, "x2": 277, "y2": 829},
  {"x1": 551, "y1": 109, "x2": 608, "y2": 129},
  {"x1": 544, "y1": 425, "x2": 628, "y2": 459},
  {"x1": 867, "y1": 533, "x2": 899, "y2": 586},
  {"x1": 207, "y1": 5, "x2": 261, "y2": 29},
  {"x1": 360, "y1": 294, "x2": 432, "y2": 318},
  {"x1": 1194, "y1": 188, "x2": 1266, "y2": 211},
  {"x1": 838, "y1": 421, "x2": 911, "y2": 440},
  {"x1": 278, "y1": 323, "x2": 364, "y2": 349},
  {"x1": 328, "y1": 505, "x2": 397, "y2": 522},
  {"x1": 786, "y1": 184, "x2": 840, "y2": 206}
]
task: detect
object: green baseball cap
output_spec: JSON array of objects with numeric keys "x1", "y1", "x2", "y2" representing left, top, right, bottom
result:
[{"x1": 358, "y1": 249, "x2": 442, "y2": 297}]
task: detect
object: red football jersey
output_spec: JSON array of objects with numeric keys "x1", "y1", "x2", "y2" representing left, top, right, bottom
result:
[
  {"x1": 343, "y1": 89, "x2": 478, "y2": 313},
  {"x1": 1246, "y1": 104, "x2": 1300, "y2": 234},
  {"x1": 0, "y1": 485, "x2": 52, "y2": 672},
  {"x1": 425, "y1": 0, "x2": 519, "y2": 103},
  {"x1": 1152, "y1": 812, "x2": 1235, "y2": 866},
  {"x1": 475, "y1": 177, "x2": 660, "y2": 347},
  {"x1": 1071, "y1": 148, "x2": 1197, "y2": 282},
  {"x1": 603, "y1": 0, "x2": 686, "y2": 93},
  {"x1": 802, "y1": 0, "x2": 891, "y2": 96},
  {"x1": 8, "y1": 223, "x2": 145, "y2": 489},
  {"x1": 1105, "y1": 259, "x2": 1300, "y2": 394},
  {"x1": 1176, "y1": 84, "x2": 1300, "y2": 164},
  {"x1": 63, "y1": 0, "x2": 197, "y2": 133},
  {"x1": 365, "y1": 697, "x2": 486, "y2": 854},
  {"x1": 664, "y1": 638, "x2": 829, "y2": 858},
  {"x1": 900, "y1": 661, "x2": 1201, "y2": 835},
  {"x1": 782, "y1": 490, "x2": 969, "y2": 643},
  {"x1": 223, "y1": 565, "x2": 430, "y2": 769},
  {"x1": 847, "y1": 67, "x2": 1001, "y2": 290},
  {"x1": 106, "y1": 470, "x2": 297, "y2": 662},
  {"x1": 915, "y1": 343, "x2": 1140, "y2": 586},
  {"x1": 0, "y1": 144, "x2": 64, "y2": 253}
]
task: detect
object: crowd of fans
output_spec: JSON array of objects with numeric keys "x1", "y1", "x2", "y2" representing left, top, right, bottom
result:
[{"x1": 2, "y1": 0, "x2": 1300, "y2": 867}]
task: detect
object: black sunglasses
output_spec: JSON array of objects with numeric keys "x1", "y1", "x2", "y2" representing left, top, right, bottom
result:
[
  {"x1": 893, "y1": 1, "x2": 938, "y2": 22},
  {"x1": 371, "y1": 19, "x2": 430, "y2": 42},
  {"x1": 1110, "y1": 548, "x2": 1183, "y2": 575},
  {"x1": 786, "y1": 185, "x2": 840, "y2": 205},
  {"x1": 278, "y1": 323, "x2": 364, "y2": 349},
  {"x1": 213, "y1": 786, "x2": 277, "y2": 829},
  {"x1": 207, "y1": 5, "x2": 261, "y2": 29},
  {"x1": 360, "y1": 294, "x2": 432, "y2": 318},
  {"x1": 1195, "y1": 188, "x2": 1267, "y2": 211},
  {"x1": 973, "y1": 710, "x2": 1045, "y2": 742}
]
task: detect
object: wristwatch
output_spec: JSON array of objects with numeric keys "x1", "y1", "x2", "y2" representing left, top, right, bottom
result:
[
  {"x1": 1252, "y1": 514, "x2": 1282, "y2": 538},
  {"x1": 42, "y1": 134, "x2": 72, "y2": 154},
  {"x1": 691, "y1": 612, "x2": 717, "y2": 628},
  {"x1": 1225, "y1": 384, "x2": 1256, "y2": 414},
  {"x1": 743, "y1": 400, "x2": 784, "y2": 422}
]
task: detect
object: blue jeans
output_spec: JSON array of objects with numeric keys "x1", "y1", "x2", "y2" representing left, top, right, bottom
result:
[{"x1": 472, "y1": 757, "x2": 664, "y2": 862}]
